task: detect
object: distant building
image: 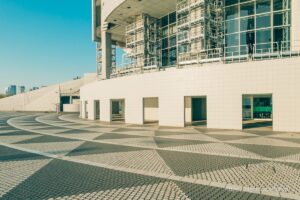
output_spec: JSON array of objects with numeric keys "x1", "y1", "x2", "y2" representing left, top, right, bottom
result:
[
  {"x1": 5, "y1": 85, "x2": 17, "y2": 96},
  {"x1": 16, "y1": 86, "x2": 25, "y2": 94},
  {"x1": 29, "y1": 87, "x2": 39, "y2": 91}
]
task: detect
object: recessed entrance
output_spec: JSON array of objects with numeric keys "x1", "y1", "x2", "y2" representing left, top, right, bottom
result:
[
  {"x1": 94, "y1": 100, "x2": 100, "y2": 120},
  {"x1": 143, "y1": 97, "x2": 159, "y2": 124},
  {"x1": 111, "y1": 99, "x2": 125, "y2": 122},
  {"x1": 84, "y1": 101, "x2": 88, "y2": 119},
  {"x1": 185, "y1": 96, "x2": 207, "y2": 126},
  {"x1": 242, "y1": 94, "x2": 273, "y2": 130}
]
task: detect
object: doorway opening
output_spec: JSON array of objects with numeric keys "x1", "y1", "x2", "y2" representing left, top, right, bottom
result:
[
  {"x1": 143, "y1": 97, "x2": 159, "y2": 124},
  {"x1": 84, "y1": 101, "x2": 88, "y2": 119},
  {"x1": 185, "y1": 96, "x2": 207, "y2": 127},
  {"x1": 111, "y1": 99, "x2": 125, "y2": 122},
  {"x1": 95, "y1": 100, "x2": 100, "y2": 120},
  {"x1": 242, "y1": 94, "x2": 273, "y2": 130}
]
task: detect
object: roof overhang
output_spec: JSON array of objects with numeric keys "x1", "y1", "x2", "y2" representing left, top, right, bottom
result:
[{"x1": 97, "y1": 0, "x2": 176, "y2": 44}]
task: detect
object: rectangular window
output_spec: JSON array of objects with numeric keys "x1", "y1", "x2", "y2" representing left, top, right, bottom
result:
[
  {"x1": 169, "y1": 36, "x2": 177, "y2": 47},
  {"x1": 240, "y1": 2, "x2": 254, "y2": 17},
  {"x1": 169, "y1": 12, "x2": 176, "y2": 24},
  {"x1": 225, "y1": 0, "x2": 238, "y2": 6},
  {"x1": 162, "y1": 27, "x2": 168, "y2": 38},
  {"x1": 256, "y1": 0, "x2": 271, "y2": 14},
  {"x1": 256, "y1": 14, "x2": 271, "y2": 29},
  {"x1": 240, "y1": 17, "x2": 254, "y2": 31},
  {"x1": 162, "y1": 38, "x2": 168, "y2": 49},
  {"x1": 256, "y1": 29, "x2": 271, "y2": 52},
  {"x1": 226, "y1": 19, "x2": 239, "y2": 34},
  {"x1": 169, "y1": 47, "x2": 177, "y2": 65},
  {"x1": 161, "y1": 15, "x2": 169, "y2": 27},
  {"x1": 162, "y1": 49, "x2": 168, "y2": 66},
  {"x1": 273, "y1": 11, "x2": 290, "y2": 26},
  {"x1": 226, "y1": 33, "x2": 239, "y2": 47},
  {"x1": 225, "y1": 5, "x2": 239, "y2": 20}
]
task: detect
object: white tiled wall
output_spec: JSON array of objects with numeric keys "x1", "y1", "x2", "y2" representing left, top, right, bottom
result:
[{"x1": 81, "y1": 57, "x2": 300, "y2": 132}]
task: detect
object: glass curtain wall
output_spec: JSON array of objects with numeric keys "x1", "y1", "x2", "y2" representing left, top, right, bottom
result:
[
  {"x1": 160, "y1": 12, "x2": 177, "y2": 67},
  {"x1": 224, "y1": 0, "x2": 291, "y2": 57}
]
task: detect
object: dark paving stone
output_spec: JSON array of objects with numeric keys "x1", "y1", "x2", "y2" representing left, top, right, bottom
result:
[
  {"x1": 155, "y1": 130, "x2": 198, "y2": 137},
  {"x1": 1, "y1": 159, "x2": 167, "y2": 200},
  {"x1": 0, "y1": 145, "x2": 44, "y2": 161},
  {"x1": 112, "y1": 128, "x2": 150, "y2": 133},
  {"x1": 157, "y1": 150, "x2": 263, "y2": 176},
  {"x1": 94, "y1": 133, "x2": 145, "y2": 140},
  {"x1": 59, "y1": 129, "x2": 97, "y2": 134},
  {"x1": 15, "y1": 135, "x2": 78, "y2": 144},
  {"x1": 205, "y1": 134, "x2": 258, "y2": 141},
  {"x1": 0, "y1": 130, "x2": 40, "y2": 136},
  {"x1": 175, "y1": 181, "x2": 284, "y2": 200},
  {"x1": 154, "y1": 137, "x2": 210, "y2": 148},
  {"x1": 243, "y1": 130, "x2": 283, "y2": 136},
  {"x1": 0, "y1": 126, "x2": 19, "y2": 131},
  {"x1": 32, "y1": 126, "x2": 69, "y2": 131},
  {"x1": 273, "y1": 137, "x2": 300, "y2": 144},
  {"x1": 67, "y1": 141, "x2": 146, "y2": 156},
  {"x1": 194, "y1": 128, "x2": 227, "y2": 134},
  {"x1": 230, "y1": 143, "x2": 300, "y2": 158}
]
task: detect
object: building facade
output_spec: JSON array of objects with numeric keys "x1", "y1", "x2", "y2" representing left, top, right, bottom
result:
[
  {"x1": 80, "y1": 0, "x2": 300, "y2": 132},
  {"x1": 5, "y1": 85, "x2": 17, "y2": 96},
  {"x1": 16, "y1": 86, "x2": 25, "y2": 94}
]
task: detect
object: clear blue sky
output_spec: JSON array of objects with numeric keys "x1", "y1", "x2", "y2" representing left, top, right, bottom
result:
[{"x1": 0, "y1": 0, "x2": 122, "y2": 94}]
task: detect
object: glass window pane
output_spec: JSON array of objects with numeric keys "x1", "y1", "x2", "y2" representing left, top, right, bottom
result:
[
  {"x1": 162, "y1": 27, "x2": 168, "y2": 38},
  {"x1": 256, "y1": 34, "x2": 271, "y2": 52},
  {"x1": 169, "y1": 24, "x2": 177, "y2": 35},
  {"x1": 169, "y1": 47, "x2": 177, "y2": 65},
  {"x1": 169, "y1": 36, "x2": 177, "y2": 47},
  {"x1": 240, "y1": 31, "x2": 255, "y2": 45},
  {"x1": 274, "y1": 11, "x2": 290, "y2": 26},
  {"x1": 162, "y1": 38, "x2": 168, "y2": 49},
  {"x1": 225, "y1": 0, "x2": 238, "y2": 6},
  {"x1": 161, "y1": 15, "x2": 169, "y2": 27},
  {"x1": 256, "y1": 14, "x2": 271, "y2": 29},
  {"x1": 226, "y1": 19, "x2": 239, "y2": 34},
  {"x1": 162, "y1": 49, "x2": 168, "y2": 66},
  {"x1": 240, "y1": 2, "x2": 254, "y2": 17},
  {"x1": 240, "y1": 17, "x2": 254, "y2": 31},
  {"x1": 225, "y1": 5, "x2": 239, "y2": 20},
  {"x1": 273, "y1": 0, "x2": 283, "y2": 11},
  {"x1": 256, "y1": 0, "x2": 271, "y2": 14},
  {"x1": 226, "y1": 33, "x2": 239, "y2": 47},
  {"x1": 169, "y1": 12, "x2": 176, "y2": 24}
]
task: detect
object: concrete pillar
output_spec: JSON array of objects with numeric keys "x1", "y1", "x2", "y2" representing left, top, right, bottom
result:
[
  {"x1": 88, "y1": 100, "x2": 96, "y2": 120},
  {"x1": 101, "y1": 29, "x2": 112, "y2": 80},
  {"x1": 100, "y1": 99, "x2": 111, "y2": 122},
  {"x1": 159, "y1": 96, "x2": 185, "y2": 127},
  {"x1": 125, "y1": 97, "x2": 144, "y2": 125},
  {"x1": 292, "y1": 0, "x2": 300, "y2": 51}
]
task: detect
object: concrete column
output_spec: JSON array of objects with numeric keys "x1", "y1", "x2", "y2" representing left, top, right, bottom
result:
[
  {"x1": 159, "y1": 96, "x2": 185, "y2": 127},
  {"x1": 101, "y1": 29, "x2": 112, "y2": 80},
  {"x1": 125, "y1": 97, "x2": 144, "y2": 125},
  {"x1": 88, "y1": 100, "x2": 96, "y2": 120},
  {"x1": 100, "y1": 99, "x2": 111, "y2": 122},
  {"x1": 292, "y1": 0, "x2": 300, "y2": 51},
  {"x1": 81, "y1": 101, "x2": 86, "y2": 119}
]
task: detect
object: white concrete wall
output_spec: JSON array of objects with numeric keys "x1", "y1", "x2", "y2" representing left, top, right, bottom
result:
[
  {"x1": 81, "y1": 57, "x2": 300, "y2": 132},
  {"x1": 144, "y1": 97, "x2": 159, "y2": 122},
  {"x1": 184, "y1": 97, "x2": 192, "y2": 124},
  {"x1": 0, "y1": 73, "x2": 96, "y2": 112},
  {"x1": 63, "y1": 104, "x2": 80, "y2": 113},
  {"x1": 292, "y1": 0, "x2": 300, "y2": 51}
]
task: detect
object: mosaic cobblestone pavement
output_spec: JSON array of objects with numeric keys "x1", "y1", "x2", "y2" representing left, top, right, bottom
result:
[{"x1": 1, "y1": 112, "x2": 300, "y2": 199}]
